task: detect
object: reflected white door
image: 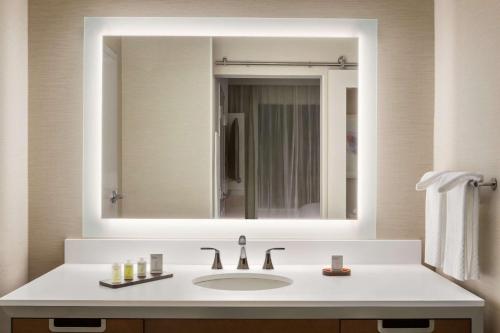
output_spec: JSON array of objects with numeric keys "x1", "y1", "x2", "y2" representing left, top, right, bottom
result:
[
  {"x1": 102, "y1": 46, "x2": 120, "y2": 218},
  {"x1": 327, "y1": 70, "x2": 358, "y2": 219},
  {"x1": 214, "y1": 79, "x2": 228, "y2": 218}
]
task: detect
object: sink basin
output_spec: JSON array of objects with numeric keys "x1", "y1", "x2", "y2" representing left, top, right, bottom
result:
[{"x1": 193, "y1": 273, "x2": 292, "y2": 291}]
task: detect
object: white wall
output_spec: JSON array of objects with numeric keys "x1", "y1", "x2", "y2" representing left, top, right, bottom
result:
[
  {"x1": 435, "y1": 0, "x2": 500, "y2": 331},
  {"x1": 0, "y1": 0, "x2": 28, "y2": 295},
  {"x1": 121, "y1": 37, "x2": 213, "y2": 218}
]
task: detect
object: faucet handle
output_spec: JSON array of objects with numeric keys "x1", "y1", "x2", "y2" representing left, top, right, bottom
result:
[
  {"x1": 201, "y1": 247, "x2": 223, "y2": 270},
  {"x1": 263, "y1": 248, "x2": 285, "y2": 270}
]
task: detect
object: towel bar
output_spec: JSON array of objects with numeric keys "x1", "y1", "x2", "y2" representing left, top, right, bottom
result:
[{"x1": 470, "y1": 178, "x2": 497, "y2": 191}]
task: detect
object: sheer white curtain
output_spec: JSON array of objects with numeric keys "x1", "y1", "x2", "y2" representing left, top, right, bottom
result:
[
  {"x1": 228, "y1": 84, "x2": 320, "y2": 219},
  {"x1": 253, "y1": 85, "x2": 320, "y2": 218}
]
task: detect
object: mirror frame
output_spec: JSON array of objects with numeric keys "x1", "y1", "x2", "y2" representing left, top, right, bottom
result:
[{"x1": 83, "y1": 17, "x2": 377, "y2": 239}]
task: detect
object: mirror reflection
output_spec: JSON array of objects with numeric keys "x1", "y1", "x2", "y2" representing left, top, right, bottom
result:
[{"x1": 102, "y1": 36, "x2": 358, "y2": 220}]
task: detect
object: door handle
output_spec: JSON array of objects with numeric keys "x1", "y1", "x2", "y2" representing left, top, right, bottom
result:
[
  {"x1": 377, "y1": 319, "x2": 434, "y2": 333},
  {"x1": 49, "y1": 319, "x2": 106, "y2": 332},
  {"x1": 110, "y1": 190, "x2": 123, "y2": 204},
  {"x1": 218, "y1": 189, "x2": 228, "y2": 200}
]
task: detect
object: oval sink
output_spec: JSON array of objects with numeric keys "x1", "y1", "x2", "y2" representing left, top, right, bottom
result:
[{"x1": 193, "y1": 273, "x2": 292, "y2": 291}]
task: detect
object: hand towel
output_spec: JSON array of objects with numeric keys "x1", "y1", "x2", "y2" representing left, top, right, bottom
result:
[
  {"x1": 416, "y1": 171, "x2": 449, "y2": 268},
  {"x1": 438, "y1": 172, "x2": 482, "y2": 281}
]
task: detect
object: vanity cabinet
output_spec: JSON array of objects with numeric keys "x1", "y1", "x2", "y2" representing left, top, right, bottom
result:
[
  {"x1": 145, "y1": 319, "x2": 471, "y2": 333},
  {"x1": 340, "y1": 319, "x2": 471, "y2": 333},
  {"x1": 10, "y1": 318, "x2": 472, "y2": 333},
  {"x1": 145, "y1": 319, "x2": 340, "y2": 333},
  {"x1": 11, "y1": 319, "x2": 143, "y2": 333}
]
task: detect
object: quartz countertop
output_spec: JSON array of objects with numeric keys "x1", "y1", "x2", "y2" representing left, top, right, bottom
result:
[{"x1": 0, "y1": 264, "x2": 484, "y2": 308}]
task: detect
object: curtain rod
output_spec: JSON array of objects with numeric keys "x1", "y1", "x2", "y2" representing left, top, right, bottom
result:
[{"x1": 215, "y1": 56, "x2": 357, "y2": 69}]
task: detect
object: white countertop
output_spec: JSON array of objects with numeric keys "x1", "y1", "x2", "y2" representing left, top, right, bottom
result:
[{"x1": 0, "y1": 264, "x2": 484, "y2": 308}]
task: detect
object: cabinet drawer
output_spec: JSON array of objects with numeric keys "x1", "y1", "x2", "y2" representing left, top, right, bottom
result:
[
  {"x1": 340, "y1": 319, "x2": 470, "y2": 333},
  {"x1": 12, "y1": 319, "x2": 143, "y2": 333},
  {"x1": 145, "y1": 319, "x2": 340, "y2": 333}
]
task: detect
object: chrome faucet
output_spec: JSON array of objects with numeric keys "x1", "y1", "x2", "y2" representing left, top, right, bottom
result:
[
  {"x1": 201, "y1": 247, "x2": 223, "y2": 270},
  {"x1": 262, "y1": 248, "x2": 285, "y2": 270},
  {"x1": 237, "y1": 235, "x2": 249, "y2": 269}
]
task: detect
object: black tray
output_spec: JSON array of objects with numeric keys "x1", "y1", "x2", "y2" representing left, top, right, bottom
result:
[{"x1": 99, "y1": 272, "x2": 173, "y2": 289}]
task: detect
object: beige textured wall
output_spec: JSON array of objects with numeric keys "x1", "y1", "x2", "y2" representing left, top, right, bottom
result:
[
  {"x1": 213, "y1": 37, "x2": 358, "y2": 63},
  {"x1": 121, "y1": 37, "x2": 212, "y2": 218},
  {"x1": 0, "y1": 0, "x2": 28, "y2": 295},
  {"x1": 28, "y1": 0, "x2": 434, "y2": 278},
  {"x1": 434, "y1": 0, "x2": 500, "y2": 331}
]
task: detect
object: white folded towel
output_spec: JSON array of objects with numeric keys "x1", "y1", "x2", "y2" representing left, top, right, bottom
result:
[
  {"x1": 416, "y1": 171, "x2": 449, "y2": 267},
  {"x1": 416, "y1": 171, "x2": 449, "y2": 191},
  {"x1": 437, "y1": 172, "x2": 482, "y2": 281}
]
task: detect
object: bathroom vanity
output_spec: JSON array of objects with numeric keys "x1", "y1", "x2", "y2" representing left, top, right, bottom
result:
[{"x1": 0, "y1": 239, "x2": 484, "y2": 333}]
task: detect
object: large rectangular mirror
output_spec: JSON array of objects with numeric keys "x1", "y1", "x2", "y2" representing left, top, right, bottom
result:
[{"x1": 102, "y1": 36, "x2": 358, "y2": 220}]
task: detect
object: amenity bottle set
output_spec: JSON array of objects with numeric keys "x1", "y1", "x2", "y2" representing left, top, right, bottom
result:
[{"x1": 111, "y1": 254, "x2": 163, "y2": 283}]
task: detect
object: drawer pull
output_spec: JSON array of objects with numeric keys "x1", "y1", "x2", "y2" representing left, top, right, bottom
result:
[
  {"x1": 377, "y1": 319, "x2": 434, "y2": 333},
  {"x1": 49, "y1": 319, "x2": 106, "y2": 332}
]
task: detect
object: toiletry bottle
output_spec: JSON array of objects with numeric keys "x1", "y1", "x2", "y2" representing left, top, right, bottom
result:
[
  {"x1": 331, "y1": 255, "x2": 343, "y2": 271},
  {"x1": 137, "y1": 258, "x2": 147, "y2": 278},
  {"x1": 150, "y1": 254, "x2": 163, "y2": 274},
  {"x1": 111, "y1": 263, "x2": 122, "y2": 284},
  {"x1": 124, "y1": 260, "x2": 134, "y2": 280}
]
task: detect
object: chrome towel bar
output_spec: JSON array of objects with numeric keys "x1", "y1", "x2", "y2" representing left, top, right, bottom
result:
[
  {"x1": 470, "y1": 178, "x2": 497, "y2": 191},
  {"x1": 215, "y1": 56, "x2": 357, "y2": 69}
]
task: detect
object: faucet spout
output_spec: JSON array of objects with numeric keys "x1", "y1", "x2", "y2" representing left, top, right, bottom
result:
[{"x1": 237, "y1": 235, "x2": 249, "y2": 269}]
